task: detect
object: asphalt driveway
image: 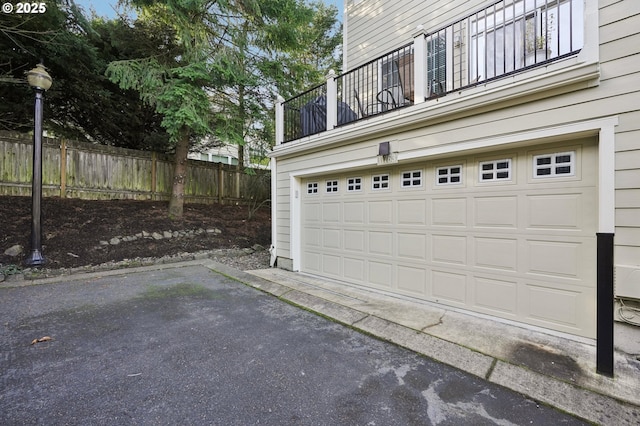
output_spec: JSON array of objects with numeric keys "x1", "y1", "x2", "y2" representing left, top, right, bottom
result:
[{"x1": 0, "y1": 264, "x2": 586, "y2": 425}]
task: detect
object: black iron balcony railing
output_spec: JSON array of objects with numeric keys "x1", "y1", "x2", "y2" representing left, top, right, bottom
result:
[
  {"x1": 339, "y1": 43, "x2": 414, "y2": 123},
  {"x1": 282, "y1": 83, "x2": 327, "y2": 143},
  {"x1": 278, "y1": 0, "x2": 583, "y2": 144}
]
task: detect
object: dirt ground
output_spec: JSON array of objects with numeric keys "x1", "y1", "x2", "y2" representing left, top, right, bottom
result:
[{"x1": 0, "y1": 196, "x2": 271, "y2": 270}]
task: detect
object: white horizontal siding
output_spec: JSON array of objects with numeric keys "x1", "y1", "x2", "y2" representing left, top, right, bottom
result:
[
  {"x1": 346, "y1": 0, "x2": 487, "y2": 69},
  {"x1": 602, "y1": 1, "x2": 640, "y2": 259}
]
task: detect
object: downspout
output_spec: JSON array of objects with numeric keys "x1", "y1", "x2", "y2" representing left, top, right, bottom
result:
[
  {"x1": 269, "y1": 157, "x2": 277, "y2": 267},
  {"x1": 270, "y1": 95, "x2": 284, "y2": 267}
]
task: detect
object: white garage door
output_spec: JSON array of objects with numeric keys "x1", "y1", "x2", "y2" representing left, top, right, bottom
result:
[{"x1": 301, "y1": 139, "x2": 598, "y2": 338}]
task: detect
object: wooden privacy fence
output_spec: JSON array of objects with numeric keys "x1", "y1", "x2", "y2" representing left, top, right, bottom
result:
[{"x1": 0, "y1": 132, "x2": 270, "y2": 204}]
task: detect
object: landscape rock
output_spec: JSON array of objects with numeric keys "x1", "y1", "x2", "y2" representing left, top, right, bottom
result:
[
  {"x1": 163, "y1": 231, "x2": 173, "y2": 239},
  {"x1": 152, "y1": 232, "x2": 163, "y2": 240},
  {"x1": 4, "y1": 245, "x2": 23, "y2": 257},
  {"x1": 109, "y1": 237, "x2": 121, "y2": 245}
]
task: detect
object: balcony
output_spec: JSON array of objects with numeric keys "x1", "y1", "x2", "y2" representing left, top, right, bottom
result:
[{"x1": 276, "y1": 0, "x2": 584, "y2": 145}]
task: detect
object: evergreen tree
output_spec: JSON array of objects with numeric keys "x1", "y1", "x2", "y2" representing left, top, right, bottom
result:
[{"x1": 107, "y1": 0, "x2": 341, "y2": 217}]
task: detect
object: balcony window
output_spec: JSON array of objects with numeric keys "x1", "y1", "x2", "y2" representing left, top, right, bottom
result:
[{"x1": 427, "y1": 33, "x2": 447, "y2": 97}]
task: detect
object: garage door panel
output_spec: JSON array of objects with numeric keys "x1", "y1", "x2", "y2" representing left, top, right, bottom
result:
[
  {"x1": 369, "y1": 261, "x2": 393, "y2": 288},
  {"x1": 432, "y1": 270, "x2": 467, "y2": 305},
  {"x1": 304, "y1": 251, "x2": 321, "y2": 273},
  {"x1": 474, "y1": 237, "x2": 518, "y2": 271},
  {"x1": 305, "y1": 227, "x2": 321, "y2": 247},
  {"x1": 474, "y1": 196, "x2": 518, "y2": 228},
  {"x1": 432, "y1": 198, "x2": 467, "y2": 227},
  {"x1": 369, "y1": 231, "x2": 393, "y2": 256},
  {"x1": 398, "y1": 199, "x2": 427, "y2": 225},
  {"x1": 397, "y1": 265, "x2": 428, "y2": 296},
  {"x1": 322, "y1": 254, "x2": 341, "y2": 277},
  {"x1": 526, "y1": 240, "x2": 583, "y2": 279},
  {"x1": 322, "y1": 229, "x2": 341, "y2": 249},
  {"x1": 344, "y1": 201, "x2": 366, "y2": 223},
  {"x1": 304, "y1": 202, "x2": 321, "y2": 223},
  {"x1": 524, "y1": 282, "x2": 595, "y2": 332},
  {"x1": 344, "y1": 229, "x2": 365, "y2": 252},
  {"x1": 369, "y1": 200, "x2": 393, "y2": 223},
  {"x1": 344, "y1": 257, "x2": 365, "y2": 282},
  {"x1": 527, "y1": 193, "x2": 582, "y2": 230},
  {"x1": 432, "y1": 235, "x2": 467, "y2": 265},
  {"x1": 473, "y1": 276, "x2": 518, "y2": 316},
  {"x1": 397, "y1": 233, "x2": 426, "y2": 260},
  {"x1": 322, "y1": 202, "x2": 341, "y2": 223}
]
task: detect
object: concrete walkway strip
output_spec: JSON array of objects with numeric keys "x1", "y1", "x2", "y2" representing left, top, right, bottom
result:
[
  {"x1": 280, "y1": 289, "x2": 370, "y2": 325},
  {"x1": 354, "y1": 315, "x2": 496, "y2": 379}
]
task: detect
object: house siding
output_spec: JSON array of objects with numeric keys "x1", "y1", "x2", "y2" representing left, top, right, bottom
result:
[
  {"x1": 601, "y1": 0, "x2": 640, "y2": 267},
  {"x1": 345, "y1": 0, "x2": 488, "y2": 69}
]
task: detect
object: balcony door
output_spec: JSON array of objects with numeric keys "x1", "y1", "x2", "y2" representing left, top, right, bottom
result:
[{"x1": 380, "y1": 47, "x2": 414, "y2": 109}]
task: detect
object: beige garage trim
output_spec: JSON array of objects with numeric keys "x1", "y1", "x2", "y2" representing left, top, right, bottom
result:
[{"x1": 300, "y1": 139, "x2": 598, "y2": 338}]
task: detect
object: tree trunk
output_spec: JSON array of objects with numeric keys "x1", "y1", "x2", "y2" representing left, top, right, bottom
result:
[{"x1": 168, "y1": 127, "x2": 190, "y2": 218}]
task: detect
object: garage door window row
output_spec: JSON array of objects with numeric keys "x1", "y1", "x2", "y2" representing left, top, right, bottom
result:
[{"x1": 306, "y1": 150, "x2": 576, "y2": 195}]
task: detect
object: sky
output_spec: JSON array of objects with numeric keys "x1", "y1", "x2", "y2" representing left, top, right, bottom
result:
[{"x1": 74, "y1": 0, "x2": 343, "y2": 21}]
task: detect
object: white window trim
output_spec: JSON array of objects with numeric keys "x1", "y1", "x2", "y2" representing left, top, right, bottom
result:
[
  {"x1": 436, "y1": 164, "x2": 463, "y2": 186},
  {"x1": 479, "y1": 158, "x2": 512, "y2": 182},
  {"x1": 372, "y1": 173, "x2": 391, "y2": 190},
  {"x1": 325, "y1": 179, "x2": 339, "y2": 193},
  {"x1": 533, "y1": 151, "x2": 576, "y2": 178},
  {"x1": 347, "y1": 177, "x2": 363, "y2": 192},
  {"x1": 307, "y1": 182, "x2": 319, "y2": 194},
  {"x1": 401, "y1": 170, "x2": 423, "y2": 188}
]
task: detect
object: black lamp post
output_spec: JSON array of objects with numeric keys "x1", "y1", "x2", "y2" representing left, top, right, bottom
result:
[{"x1": 24, "y1": 62, "x2": 52, "y2": 267}]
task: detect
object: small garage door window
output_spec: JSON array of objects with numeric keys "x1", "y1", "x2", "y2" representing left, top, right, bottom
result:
[
  {"x1": 436, "y1": 165, "x2": 463, "y2": 185},
  {"x1": 479, "y1": 159, "x2": 512, "y2": 181},
  {"x1": 401, "y1": 170, "x2": 423, "y2": 187},
  {"x1": 372, "y1": 174, "x2": 390, "y2": 190},
  {"x1": 326, "y1": 180, "x2": 339, "y2": 193},
  {"x1": 533, "y1": 151, "x2": 575, "y2": 178},
  {"x1": 347, "y1": 177, "x2": 363, "y2": 192},
  {"x1": 307, "y1": 182, "x2": 319, "y2": 194}
]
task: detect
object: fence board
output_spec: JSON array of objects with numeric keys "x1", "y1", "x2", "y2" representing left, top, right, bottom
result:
[{"x1": 0, "y1": 132, "x2": 270, "y2": 205}]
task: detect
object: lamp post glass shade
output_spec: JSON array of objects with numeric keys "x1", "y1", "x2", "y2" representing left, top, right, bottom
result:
[{"x1": 26, "y1": 63, "x2": 52, "y2": 91}]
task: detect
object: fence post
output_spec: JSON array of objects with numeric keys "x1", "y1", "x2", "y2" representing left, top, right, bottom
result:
[
  {"x1": 151, "y1": 151, "x2": 157, "y2": 200},
  {"x1": 413, "y1": 25, "x2": 427, "y2": 104},
  {"x1": 275, "y1": 95, "x2": 284, "y2": 146},
  {"x1": 218, "y1": 162, "x2": 224, "y2": 205},
  {"x1": 59, "y1": 139, "x2": 67, "y2": 198},
  {"x1": 326, "y1": 69, "x2": 338, "y2": 130}
]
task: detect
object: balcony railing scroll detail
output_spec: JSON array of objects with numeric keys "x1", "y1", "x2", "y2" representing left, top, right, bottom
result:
[{"x1": 277, "y1": 0, "x2": 583, "y2": 145}]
